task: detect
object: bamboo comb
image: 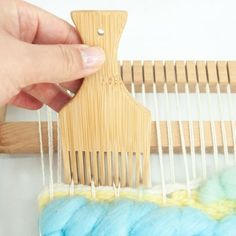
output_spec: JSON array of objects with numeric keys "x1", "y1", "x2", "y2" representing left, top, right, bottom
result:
[{"x1": 59, "y1": 11, "x2": 152, "y2": 187}]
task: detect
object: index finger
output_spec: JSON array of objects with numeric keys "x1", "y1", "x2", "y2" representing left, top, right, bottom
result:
[{"x1": 17, "y1": 1, "x2": 81, "y2": 44}]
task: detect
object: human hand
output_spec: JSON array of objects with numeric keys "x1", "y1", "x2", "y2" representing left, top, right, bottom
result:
[{"x1": 0, "y1": 0, "x2": 105, "y2": 111}]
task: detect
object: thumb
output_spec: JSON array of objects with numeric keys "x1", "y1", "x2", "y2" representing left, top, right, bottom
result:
[{"x1": 23, "y1": 44, "x2": 105, "y2": 86}]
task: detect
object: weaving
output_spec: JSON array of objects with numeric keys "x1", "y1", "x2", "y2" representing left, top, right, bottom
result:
[{"x1": 1, "y1": 9, "x2": 236, "y2": 236}]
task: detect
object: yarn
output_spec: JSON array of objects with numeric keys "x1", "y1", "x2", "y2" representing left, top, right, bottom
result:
[
  {"x1": 40, "y1": 197, "x2": 88, "y2": 235},
  {"x1": 130, "y1": 207, "x2": 215, "y2": 236},
  {"x1": 215, "y1": 215, "x2": 236, "y2": 236},
  {"x1": 39, "y1": 185, "x2": 236, "y2": 220},
  {"x1": 40, "y1": 196, "x2": 236, "y2": 236},
  {"x1": 199, "y1": 167, "x2": 236, "y2": 203},
  {"x1": 39, "y1": 167, "x2": 236, "y2": 235},
  {"x1": 65, "y1": 202, "x2": 108, "y2": 235}
]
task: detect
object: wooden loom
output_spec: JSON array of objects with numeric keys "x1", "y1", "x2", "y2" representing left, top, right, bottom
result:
[{"x1": 1, "y1": 60, "x2": 236, "y2": 155}]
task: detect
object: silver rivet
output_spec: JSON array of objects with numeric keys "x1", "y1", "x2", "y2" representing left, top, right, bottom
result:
[{"x1": 97, "y1": 28, "x2": 105, "y2": 36}]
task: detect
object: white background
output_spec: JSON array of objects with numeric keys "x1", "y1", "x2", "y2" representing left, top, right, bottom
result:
[{"x1": 1, "y1": 0, "x2": 236, "y2": 235}]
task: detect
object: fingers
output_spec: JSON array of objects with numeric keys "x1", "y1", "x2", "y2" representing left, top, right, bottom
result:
[
  {"x1": 15, "y1": 0, "x2": 81, "y2": 44},
  {"x1": 9, "y1": 91, "x2": 43, "y2": 110},
  {"x1": 0, "y1": 1, "x2": 105, "y2": 109},
  {"x1": 23, "y1": 83, "x2": 71, "y2": 112},
  {"x1": 60, "y1": 79, "x2": 83, "y2": 94},
  {"x1": 10, "y1": 82, "x2": 77, "y2": 111},
  {"x1": 22, "y1": 44, "x2": 105, "y2": 87}
]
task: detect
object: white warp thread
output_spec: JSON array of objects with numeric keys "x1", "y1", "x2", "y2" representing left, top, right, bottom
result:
[
  {"x1": 185, "y1": 83, "x2": 197, "y2": 180},
  {"x1": 164, "y1": 83, "x2": 175, "y2": 185},
  {"x1": 196, "y1": 84, "x2": 207, "y2": 179},
  {"x1": 47, "y1": 106, "x2": 54, "y2": 199},
  {"x1": 153, "y1": 82, "x2": 166, "y2": 201},
  {"x1": 174, "y1": 83, "x2": 191, "y2": 196},
  {"x1": 37, "y1": 109, "x2": 45, "y2": 186},
  {"x1": 216, "y1": 83, "x2": 229, "y2": 166},
  {"x1": 227, "y1": 84, "x2": 236, "y2": 164},
  {"x1": 57, "y1": 114, "x2": 62, "y2": 184},
  {"x1": 206, "y1": 84, "x2": 219, "y2": 171}
]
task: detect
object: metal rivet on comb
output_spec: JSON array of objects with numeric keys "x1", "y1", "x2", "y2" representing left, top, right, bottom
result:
[{"x1": 97, "y1": 28, "x2": 105, "y2": 36}]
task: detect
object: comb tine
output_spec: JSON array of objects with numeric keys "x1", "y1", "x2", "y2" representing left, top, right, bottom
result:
[
  {"x1": 77, "y1": 151, "x2": 85, "y2": 184},
  {"x1": 63, "y1": 149, "x2": 71, "y2": 183},
  {"x1": 99, "y1": 152, "x2": 105, "y2": 185},
  {"x1": 142, "y1": 152, "x2": 151, "y2": 187},
  {"x1": 135, "y1": 152, "x2": 141, "y2": 187},
  {"x1": 70, "y1": 151, "x2": 78, "y2": 184},
  {"x1": 113, "y1": 151, "x2": 119, "y2": 187},
  {"x1": 85, "y1": 151, "x2": 91, "y2": 185},
  {"x1": 120, "y1": 151, "x2": 127, "y2": 187},
  {"x1": 127, "y1": 152, "x2": 133, "y2": 187},
  {"x1": 106, "y1": 152, "x2": 112, "y2": 186},
  {"x1": 91, "y1": 151, "x2": 98, "y2": 186}
]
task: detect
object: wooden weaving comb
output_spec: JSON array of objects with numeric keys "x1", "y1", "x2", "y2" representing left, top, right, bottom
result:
[{"x1": 59, "y1": 11, "x2": 152, "y2": 187}]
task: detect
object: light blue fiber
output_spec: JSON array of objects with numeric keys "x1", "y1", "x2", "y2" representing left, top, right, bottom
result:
[
  {"x1": 127, "y1": 201, "x2": 158, "y2": 229},
  {"x1": 91, "y1": 199, "x2": 133, "y2": 236},
  {"x1": 220, "y1": 167, "x2": 236, "y2": 200},
  {"x1": 40, "y1": 167, "x2": 236, "y2": 236},
  {"x1": 64, "y1": 201, "x2": 108, "y2": 236},
  {"x1": 40, "y1": 197, "x2": 87, "y2": 235},
  {"x1": 200, "y1": 166, "x2": 236, "y2": 203},
  {"x1": 130, "y1": 207, "x2": 180, "y2": 236},
  {"x1": 177, "y1": 207, "x2": 215, "y2": 236},
  {"x1": 40, "y1": 197, "x2": 236, "y2": 236},
  {"x1": 47, "y1": 232, "x2": 63, "y2": 236},
  {"x1": 214, "y1": 215, "x2": 236, "y2": 236},
  {"x1": 199, "y1": 177, "x2": 225, "y2": 203}
]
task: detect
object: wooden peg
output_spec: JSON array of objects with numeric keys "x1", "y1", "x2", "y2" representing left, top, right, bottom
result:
[
  {"x1": 217, "y1": 61, "x2": 228, "y2": 92},
  {"x1": 206, "y1": 61, "x2": 217, "y2": 92},
  {"x1": 132, "y1": 60, "x2": 143, "y2": 92},
  {"x1": 121, "y1": 60, "x2": 132, "y2": 91},
  {"x1": 196, "y1": 61, "x2": 207, "y2": 92},
  {"x1": 165, "y1": 61, "x2": 175, "y2": 92},
  {"x1": 120, "y1": 61, "x2": 236, "y2": 93},
  {"x1": 154, "y1": 61, "x2": 165, "y2": 92},
  {"x1": 175, "y1": 61, "x2": 186, "y2": 92},
  {"x1": 227, "y1": 61, "x2": 236, "y2": 92},
  {"x1": 143, "y1": 61, "x2": 154, "y2": 92},
  {"x1": 186, "y1": 61, "x2": 197, "y2": 92}
]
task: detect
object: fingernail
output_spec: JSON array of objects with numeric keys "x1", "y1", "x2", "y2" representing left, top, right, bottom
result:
[{"x1": 80, "y1": 46, "x2": 105, "y2": 68}]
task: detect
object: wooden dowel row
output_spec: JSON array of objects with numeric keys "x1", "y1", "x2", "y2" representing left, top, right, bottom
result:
[
  {"x1": 120, "y1": 60, "x2": 236, "y2": 93},
  {"x1": 151, "y1": 121, "x2": 235, "y2": 153},
  {"x1": 0, "y1": 121, "x2": 235, "y2": 154},
  {"x1": 0, "y1": 122, "x2": 57, "y2": 154}
]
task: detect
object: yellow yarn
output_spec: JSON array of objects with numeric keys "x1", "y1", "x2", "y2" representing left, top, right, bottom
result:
[{"x1": 38, "y1": 187, "x2": 236, "y2": 220}]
